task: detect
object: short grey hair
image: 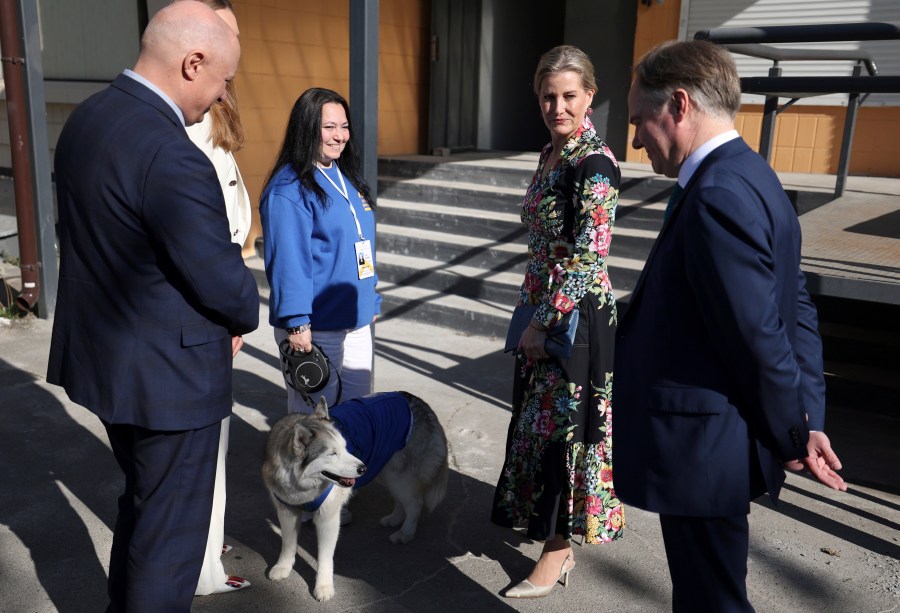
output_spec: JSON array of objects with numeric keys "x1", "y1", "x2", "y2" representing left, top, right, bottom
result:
[{"x1": 632, "y1": 40, "x2": 741, "y2": 120}]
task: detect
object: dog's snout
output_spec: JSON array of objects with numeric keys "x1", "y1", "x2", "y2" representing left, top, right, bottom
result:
[{"x1": 357, "y1": 465, "x2": 367, "y2": 476}]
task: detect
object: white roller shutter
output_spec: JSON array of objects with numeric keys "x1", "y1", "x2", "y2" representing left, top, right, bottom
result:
[{"x1": 682, "y1": 0, "x2": 900, "y2": 106}]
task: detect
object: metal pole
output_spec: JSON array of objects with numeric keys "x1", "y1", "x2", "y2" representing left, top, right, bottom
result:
[
  {"x1": 349, "y1": 0, "x2": 379, "y2": 388},
  {"x1": 349, "y1": 0, "x2": 379, "y2": 203},
  {"x1": 758, "y1": 65, "x2": 781, "y2": 164},
  {"x1": 695, "y1": 22, "x2": 900, "y2": 45},
  {"x1": 0, "y1": 0, "x2": 40, "y2": 313},
  {"x1": 18, "y1": 0, "x2": 57, "y2": 317},
  {"x1": 834, "y1": 64, "x2": 862, "y2": 199}
]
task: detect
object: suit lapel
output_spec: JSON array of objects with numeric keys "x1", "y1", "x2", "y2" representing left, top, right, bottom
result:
[{"x1": 623, "y1": 138, "x2": 752, "y2": 321}]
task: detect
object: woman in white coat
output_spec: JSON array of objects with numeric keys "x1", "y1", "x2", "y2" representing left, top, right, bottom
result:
[{"x1": 186, "y1": 38, "x2": 253, "y2": 598}]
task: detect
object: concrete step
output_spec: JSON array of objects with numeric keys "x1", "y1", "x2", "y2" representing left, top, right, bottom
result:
[
  {"x1": 376, "y1": 197, "x2": 663, "y2": 252},
  {"x1": 377, "y1": 223, "x2": 526, "y2": 271},
  {"x1": 377, "y1": 217, "x2": 650, "y2": 272},
  {"x1": 377, "y1": 252, "x2": 642, "y2": 324},
  {"x1": 378, "y1": 280, "x2": 511, "y2": 338},
  {"x1": 377, "y1": 172, "x2": 679, "y2": 215},
  {"x1": 378, "y1": 175, "x2": 523, "y2": 213},
  {"x1": 378, "y1": 156, "x2": 685, "y2": 203},
  {"x1": 380, "y1": 229, "x2": 654, "y2": 270},
  {"x1": 377, "y1": 251, "x2": 522, "y2": 305},
  {"x1": 379, "y1": 154, "x2": 536, "y2": 190},
  {"x1": 377, "y1": 198, "x2": 525, "y2": 242}
]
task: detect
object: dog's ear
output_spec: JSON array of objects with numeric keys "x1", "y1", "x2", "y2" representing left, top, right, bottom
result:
[
  {"x1": 314, "y1": 396, "x2": 330, "y2": 420},
  {"x1": 291, "y1": 424, "x2": 314, "y2": 453}
]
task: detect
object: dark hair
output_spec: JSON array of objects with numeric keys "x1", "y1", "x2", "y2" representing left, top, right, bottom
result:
[
  {"x1": 263, "y1": 87, "x2": 373, "y2": 208},
  {"x1": 632, "y1": 40, "x2": 741, "y2": 120}
]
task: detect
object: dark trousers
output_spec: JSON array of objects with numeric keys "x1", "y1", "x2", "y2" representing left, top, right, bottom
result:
[
  {"x1": 104, "y1": 420, "x2": 220, "y2": 613},
  {"x1": 659, "y1": 513, "x2": 755, "y2": 613}
]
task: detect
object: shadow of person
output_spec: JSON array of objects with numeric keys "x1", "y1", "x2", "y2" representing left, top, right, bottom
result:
[{"x1": 0, "y1": 358, "x2": 120, "y2": 612}]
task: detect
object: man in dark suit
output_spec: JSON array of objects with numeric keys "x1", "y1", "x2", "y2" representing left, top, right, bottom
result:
[
  {"x1": 47, "y1": 2, "x2": 258, "y2": 610},
  {"x1": 614, "y1": 40, "x2": 846, "y2": 612}
]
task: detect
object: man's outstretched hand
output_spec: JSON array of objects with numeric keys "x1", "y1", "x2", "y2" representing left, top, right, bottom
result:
[{"x1": 785, "y1": 431, "x2": 847, "y2": 491}]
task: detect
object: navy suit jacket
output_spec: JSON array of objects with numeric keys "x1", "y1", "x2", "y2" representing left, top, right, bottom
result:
[
  {"x1": 612, "y1": 137, "x2": 824, "y2": 517},
  {"x1": 48, "y1": 74, "x2": 259, "y2": 431}
]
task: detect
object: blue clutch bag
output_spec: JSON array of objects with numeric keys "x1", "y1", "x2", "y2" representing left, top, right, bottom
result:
[{"x1": 504, "y1": 305, "x2": 580, "y2": 359}]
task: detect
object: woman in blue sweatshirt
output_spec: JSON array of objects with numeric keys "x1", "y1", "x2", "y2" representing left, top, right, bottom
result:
[{"x1": 261, "y1": 88, "x2": 380, "y2": 415}]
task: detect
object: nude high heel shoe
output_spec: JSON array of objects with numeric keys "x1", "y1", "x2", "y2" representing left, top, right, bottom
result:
[{"x1": 503, "y1": 553, "x2": 575, "y2": 599}]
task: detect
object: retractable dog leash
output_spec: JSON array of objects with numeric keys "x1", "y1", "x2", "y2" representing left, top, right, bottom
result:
[{"x1": 278, "y1": 339, "x2": 344, "y2": 410}]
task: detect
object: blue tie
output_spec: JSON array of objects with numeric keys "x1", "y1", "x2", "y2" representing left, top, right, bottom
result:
[{"x1": 664, "y1": 182, "x2": 683, "y2": 222}]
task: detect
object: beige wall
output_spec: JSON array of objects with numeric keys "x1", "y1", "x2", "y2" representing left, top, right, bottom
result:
[{"x1": 626, "y1": 0, "x2": 900, "y2": 178}]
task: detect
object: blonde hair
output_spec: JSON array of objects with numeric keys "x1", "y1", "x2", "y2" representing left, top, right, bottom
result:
[
  {"x1": 209, "y1": 81, "x2": 244, "y2": 152},
  {"x1": 533, "y1": 45, "x2": 597, "y2": 95}
]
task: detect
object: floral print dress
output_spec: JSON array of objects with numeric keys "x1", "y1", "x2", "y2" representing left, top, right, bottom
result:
[{"x1": 491, "y1": 117, "x2": 624, "y2": 544}]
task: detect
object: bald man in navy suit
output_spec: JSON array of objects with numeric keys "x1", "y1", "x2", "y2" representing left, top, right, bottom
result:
[
  {"x1": 47, "y1": 2, "x2": 258, "y2": 610},
  {"x1": 614, "y1": 40, "x2": 846, "y2": 612}
]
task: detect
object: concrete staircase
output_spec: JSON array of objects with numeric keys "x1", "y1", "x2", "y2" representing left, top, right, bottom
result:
[
  {"x1": 372, "y1": 154, "x2": 900, "y2": 415},
  {"x1": 250, "y1": 154, "x2": 899, "y2": 414},
  {"x1": 375, "y1": 153, "x2": 675, "y2": 338}
]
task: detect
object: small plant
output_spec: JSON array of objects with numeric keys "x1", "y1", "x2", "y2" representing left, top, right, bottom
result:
[
  {"x1": 0, "y1": 251, "x2": 22, "y2": 320},
  {"x1": 1, "y1": 250, "x2": 20, "y2": 267}
]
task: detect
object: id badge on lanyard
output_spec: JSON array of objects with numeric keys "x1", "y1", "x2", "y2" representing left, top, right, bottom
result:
[
  {"x1": 355, "y1": 240, "x2": 374, "y2": 279},
  {"x1": 318, "y1": 164, "x2": 375, "y2": 280}
]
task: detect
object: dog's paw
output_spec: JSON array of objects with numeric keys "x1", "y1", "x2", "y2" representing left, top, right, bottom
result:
[
  {"x1": 313, "y1": 583, "x2": 335, "y2": 602},
  {"x1": 389, "y1": 529, "x2": 414, "y2": 544},
  {"x1": 269, "y1": 563, "x2": 293, "y2": 581},
  {"x1": 380, "y1": 514, "x2": 402, "y2": 528}
]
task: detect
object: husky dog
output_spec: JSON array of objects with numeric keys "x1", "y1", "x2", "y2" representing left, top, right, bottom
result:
[{"x1": 262, "y1": 391, "x2": 449, "y2": 602}]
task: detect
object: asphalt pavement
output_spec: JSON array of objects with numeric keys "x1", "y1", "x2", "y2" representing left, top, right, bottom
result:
[{"x1": 1, "y1": 276, "x2": 898, "y2": 612}]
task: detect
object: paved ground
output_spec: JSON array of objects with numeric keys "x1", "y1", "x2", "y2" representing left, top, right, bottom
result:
[
  {"x1": 1, "y1": 165, "x2": 899, "y2": 611},
  {"x1": 1, "y1": 289, "x2": 898, "y2": 612}
]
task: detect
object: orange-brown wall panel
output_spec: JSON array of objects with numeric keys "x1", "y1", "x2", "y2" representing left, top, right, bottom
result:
[
  {"x1": 846, "y1": 107, "x2": 900, "y2": 177},
  {"x1": 632, "y1": 1, "x2": 681, "y2": 66},
  {"x1": 380, "y1": 52, "x2": 425, "y2": 85},
  {"x1": 380, "y1": 0, "x2": 423, "y2": 26},
  {"x1": 379, "y1": 109, "x2": 422, "y2": 152},
  {"x1": 381, "y1": 23, "x2": 428, "y2": 55},
  {"x1": 378, "y1": 82, "x2": 420, "y2": 113}
]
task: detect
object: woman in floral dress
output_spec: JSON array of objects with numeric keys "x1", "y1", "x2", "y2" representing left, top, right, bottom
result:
[{"x1": 492, "y1": 45, "x2": 624, "y2": 598}]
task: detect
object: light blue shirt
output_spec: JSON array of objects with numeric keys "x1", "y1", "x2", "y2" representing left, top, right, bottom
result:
[
  {"x1": 676, "y1": 129, "x2": 740, "y2": 189},
  {"x1": 122, "y1": 69, "x2": 185, "y2": 126}
]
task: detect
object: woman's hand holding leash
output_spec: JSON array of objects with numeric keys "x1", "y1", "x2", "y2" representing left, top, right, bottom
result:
[{"x1": 288, "y1": 328, "x2": 313, "y2": 353}]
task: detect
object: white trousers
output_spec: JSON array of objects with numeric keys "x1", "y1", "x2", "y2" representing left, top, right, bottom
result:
[
  {"x1": 275, "y1": 324, "x2": 373, "y2": 414},
  {"x1": 194, "y1": 416, "x2": 229, "y2": 595}
]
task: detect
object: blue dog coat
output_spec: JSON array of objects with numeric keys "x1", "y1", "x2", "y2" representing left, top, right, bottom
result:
[{"x1": 302, "y1": 392, "x2": 413, "y2": 512}]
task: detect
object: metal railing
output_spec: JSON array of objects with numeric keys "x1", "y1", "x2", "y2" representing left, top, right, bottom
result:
[{"x1": 695, "y1": 22, "x2": 900, "y2": 198}]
